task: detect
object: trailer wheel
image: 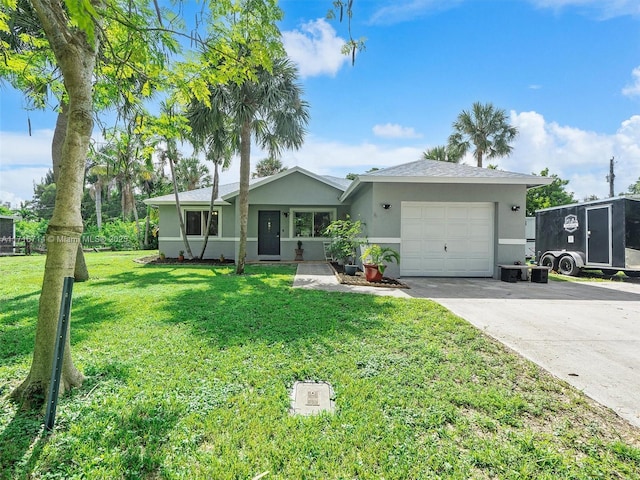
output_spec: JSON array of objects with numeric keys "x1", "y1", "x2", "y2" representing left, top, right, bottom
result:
[
  {"x1": 540, "y1": 254, "x2": 556, "y2": 271},
  {"x1": 557, "y1": 255, "x2": 579, "y2": 276}
]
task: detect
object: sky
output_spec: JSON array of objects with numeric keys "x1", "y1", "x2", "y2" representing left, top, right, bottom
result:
[{"x1": 2, "y1": 0, "x2": 640, "y2": 208}]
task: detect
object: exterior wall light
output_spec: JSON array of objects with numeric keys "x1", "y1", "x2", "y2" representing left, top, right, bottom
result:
[
  {"x1": 511, "y1": 205, "x2": 521, "y2": 212},
  {"x1": 381, "y1": 203, "x2": 391, "y2": 210}
]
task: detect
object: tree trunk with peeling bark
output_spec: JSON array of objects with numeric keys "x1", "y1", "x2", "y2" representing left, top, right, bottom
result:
[
  {"x1": 236, "y1": 119, "x2": 252, "y2": 274},
  {"x1": 199, "y1": 162, "x2": 220, "y2": 259},
  {"x1": 168, "y1": 155, "x2": 194, "y2": 259},
  {"x1": 53, "y1": 102, "x2": 90, "y2": 282},
  {"x1": 11, "y1": 0, "x2": 99, "y2": 406}
]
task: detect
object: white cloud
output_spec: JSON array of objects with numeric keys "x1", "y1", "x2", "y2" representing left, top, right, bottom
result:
[
  {"x1": 527, "y1": 0, "x2": 640, "y2": 18},
  {"x1": 0, "y1": 129, "x2": 54, "y2": 167},
  {"x1": 282, "y1": 19, "x2": 349, "y2": 78},
  {"x1": 369, "y1": 0, "x2": 640, "y2": 24},
  {"x1": 369, "y1": 0, "x2": 464, "y2": 25},
  {"x1": 372, "y1": 123, "x2": 423, "y2": 139},
  {"x1": 496, "y1": 111, "x2": 640, "y2": 200},
  {"x1": 217, "y1": 136, "x2": 424, "y2": 186},
  {"x1": 622, "y1": 66, "x2": 640, "y2": 97},
  {"x1": 0, "y1": 129, "x2": 54, "y2": 207},
  {"x1": 4, "y1": 113, "x2": 640, "y2": 208}
]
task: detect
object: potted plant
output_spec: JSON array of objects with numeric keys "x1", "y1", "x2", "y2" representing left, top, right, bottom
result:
[
  {"x1": 324, "y1": 217, "x2": 363, "y2": 275},
  {"x1": 360, "y1": 244, "x2": 400, "y2": 282},
  {"x1": 159, "y1": 251, "x2": 166, "y2": 261},
  {"x1": 178, "y1": 250, "x2": 185, "y2": 262},
  {"x1": 295, "y1": 240, "x2": 304, "y2": 261}
]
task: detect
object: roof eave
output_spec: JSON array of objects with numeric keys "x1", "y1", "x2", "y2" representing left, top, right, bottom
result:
[{"x1": 143, "y1": 199, "x2": 231, "y2": 206}]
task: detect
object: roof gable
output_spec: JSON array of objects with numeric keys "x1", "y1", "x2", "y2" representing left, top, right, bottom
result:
[
  {"x1": 221, "y1": 166, "x2": 349, "y2": 201},
  {"x1": 144, "y1": 166, "x2": 352, "y2": 206}
]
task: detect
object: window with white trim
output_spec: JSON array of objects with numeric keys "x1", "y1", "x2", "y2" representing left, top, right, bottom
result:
[
  {"x1": 292, "y1": 209, "x2": 334, "y2": 237},
  {"x1": 185, "y1": 209, "x2": 220, "y2": 236}
]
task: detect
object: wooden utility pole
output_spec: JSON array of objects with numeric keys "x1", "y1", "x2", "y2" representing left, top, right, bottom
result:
[{"x1": 606, "y1": 156, "x2": 615, "y2": 198}]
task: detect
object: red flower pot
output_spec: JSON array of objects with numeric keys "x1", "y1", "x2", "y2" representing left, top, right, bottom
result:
[{"x1": 363, "y1": 264, "x2": 383, "y2": 282}]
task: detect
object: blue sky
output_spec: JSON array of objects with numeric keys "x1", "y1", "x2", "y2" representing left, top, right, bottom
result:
[{"x1": 2, "y1": 0, "x2": 640, "y2": 207}]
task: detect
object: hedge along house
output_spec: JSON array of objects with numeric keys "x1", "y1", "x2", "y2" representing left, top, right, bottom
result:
[{"x1": 145, "y1": 160, "x2": 551, "y2": 278}]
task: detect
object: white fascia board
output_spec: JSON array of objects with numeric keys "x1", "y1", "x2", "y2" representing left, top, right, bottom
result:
[
  {"x1": 339, "y1": 178, "x2": 362, "y2": 202},
  {"x1": 143, "y1": 199, "x2": 231, "y2": 206},
  {"x1": 365, "y1": 175, "x2": 552, "y2": 186}
]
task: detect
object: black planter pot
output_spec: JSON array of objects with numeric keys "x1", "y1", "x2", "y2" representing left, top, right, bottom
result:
[{"x1": 344, "y1": 264, "x2": 358, "y2": 276}]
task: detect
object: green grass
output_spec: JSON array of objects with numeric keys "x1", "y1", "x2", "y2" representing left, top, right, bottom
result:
[{"x1": 1, "y1": 252, "x2": 639, "y2": 479}]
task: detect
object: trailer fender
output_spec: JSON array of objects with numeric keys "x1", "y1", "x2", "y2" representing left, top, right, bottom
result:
[{"x1": 539, "y1": 251, "x2": 585, "y2": 274}]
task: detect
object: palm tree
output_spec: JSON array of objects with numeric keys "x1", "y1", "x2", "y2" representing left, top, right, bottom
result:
[
  {"x1": 447, "y1": 102, "x2": 518, "y2": 168},
  {"x1": 422, "y1": 145, "x2": 463, "y2": 163},
  {"x1": 252, "y1": 157, "x2": 287, "y2": 178},
  {"x1": 185, "y1": 96, "x2": 235, "y2": 259},
  {"x1": 199, "y1": 56, "x2": 309, "y2": 274},
  {"x1": 175, "y1": 157, "x2": 211, "y2": 191}
]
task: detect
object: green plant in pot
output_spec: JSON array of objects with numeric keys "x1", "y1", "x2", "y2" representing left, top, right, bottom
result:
[
  {"x1": 360, "y1": 244, "x2": 400, "y2": 282},
  {"x1": 324, "y1": 217, "x2": 363, "y2": 275},
  {"x1": 295, "y1": 240, "x2": 304, "y2": 261}
]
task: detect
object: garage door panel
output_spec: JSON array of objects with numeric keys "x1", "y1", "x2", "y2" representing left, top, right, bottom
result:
[
  {"x1": 402, "y1": 223, "x2": 424, "y2": 238},
  {"x1": 401, "y1": 202, "x2": 494, "y2": 277},
  {"x1": 402, "y1": 206, "x2": 423, "y2": 219},
  {"x1": 447, "y1": 207, "x2": 471, "y2": 219},
  {"x1": 447, "y1": 224, "x2": 470, "y2": 237},
  {"x1": 423, "y1": 206, "x2": 446, "y2": 218}
]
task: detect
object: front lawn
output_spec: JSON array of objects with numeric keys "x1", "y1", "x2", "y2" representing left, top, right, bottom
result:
[{"x1": 1, "y1": 253, "x2": 639, "y2": 479}]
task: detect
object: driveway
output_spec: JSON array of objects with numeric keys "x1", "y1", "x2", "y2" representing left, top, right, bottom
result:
[
  {"x1": 293, "y1": 264, "x2": 640, "y2": 428},
  {"x1": 402, "y1": 277, "x2": 640, "y2": 428}
]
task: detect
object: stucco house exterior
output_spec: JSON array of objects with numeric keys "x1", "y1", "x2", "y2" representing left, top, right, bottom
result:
[{"x1": 145, "y1": 159, "x2": 551, "y2": 278}]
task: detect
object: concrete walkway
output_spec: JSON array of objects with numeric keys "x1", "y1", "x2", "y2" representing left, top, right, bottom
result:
[
  {"x1": 293, "y1": 263, "x2": 640, "y2": 428},
  {"x1": 292, "y1": 263, "x2": 410, "y2": 298}
]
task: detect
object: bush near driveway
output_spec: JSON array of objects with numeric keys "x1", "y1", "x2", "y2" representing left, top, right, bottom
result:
[{"x1": 1, "y1": 252, "x2": 639, "y2": 479}]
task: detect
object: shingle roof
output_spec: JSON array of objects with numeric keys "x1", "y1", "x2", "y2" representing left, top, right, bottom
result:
[
  {"x1": 363, "y1": 159, "x2": 541, "y2": 180},
  {"x1": 145, "y1": 160, "x2": 551, "y2": 206},
  {"x1": 144, "y1": 168, "x2": 352, "y2": 206},
  {"x1": 339, "y1": 159, "x2": 552, "y2": 201},
  {"x1": 143, "y1": 182, "x2": 242, "y2": 205}
]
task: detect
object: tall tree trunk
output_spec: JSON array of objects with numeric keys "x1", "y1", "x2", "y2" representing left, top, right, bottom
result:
[
  {"x1": 236, "y1": 119, "x2": 251, "y2": 274},
  {"x1": 144, "y1": 205, "x2": 150, "y2": 248},
  {"x1": 94, "y1": 178, "x2": 103, "y2": 230},
  {"x1": 168, "y1": 156, "x2": 194, "y2": 259},
  {"x1": 199, "y1": 162, "x2": 220, "y2": 259},
  {"x1": 12, "y1": 0, "x2": 99, "y2": 405},
  {"x1": 53, "y1": 103, "x2": 90, "y2": 282},
  {"x1": 132, "y1": 195, "x2": 141, "y2": 248},
  {"x1": 476, "y1": 150, "x2": 483, "y2": 168}
]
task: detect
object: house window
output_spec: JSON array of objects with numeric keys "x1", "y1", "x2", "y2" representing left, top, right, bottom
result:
[
  {"x1": 292, "y1": 210, "x2": 334, "y2": 237},
  {"x1": 185, "y1": 210, "x2": 219, "y2": 236}
]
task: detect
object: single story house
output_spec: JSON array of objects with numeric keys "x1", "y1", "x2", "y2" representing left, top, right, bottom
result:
[{"x1": 145, "y1": 159, "x2": 552, "y2": 278}]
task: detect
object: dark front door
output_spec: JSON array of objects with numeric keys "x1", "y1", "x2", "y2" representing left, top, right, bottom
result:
[
  {"x1": 258, "y1": 210, "x2": 280, "y2": 255},
  {"x1": 586, "y1": 206, "x2": 611, "y2": 265}
]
